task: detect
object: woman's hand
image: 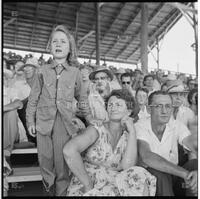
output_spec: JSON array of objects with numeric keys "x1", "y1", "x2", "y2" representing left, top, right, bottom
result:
[
  {"x1": 90, "y1": 119, "x2": 103, "y2": 127},
  {"x1": 121, "y1": 115, "x2": 135, "y2": 133}
]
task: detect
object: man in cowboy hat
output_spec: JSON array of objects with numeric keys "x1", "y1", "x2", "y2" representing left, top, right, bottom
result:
[
  {"x1": 88, "y1": 66, "x2": 114, "y2": 122},
  {"x1": 167, "y1": 79, "x2": 191, "y2": 126}
]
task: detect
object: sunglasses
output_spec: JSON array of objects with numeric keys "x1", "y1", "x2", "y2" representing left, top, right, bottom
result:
[{"x1": 122, "y1": 81, "x2": 131, "y2": 85}]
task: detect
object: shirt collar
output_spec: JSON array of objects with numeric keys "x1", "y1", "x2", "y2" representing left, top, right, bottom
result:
[{"x1": 51, "y1": 59, "x2": 70, "y2": 70}]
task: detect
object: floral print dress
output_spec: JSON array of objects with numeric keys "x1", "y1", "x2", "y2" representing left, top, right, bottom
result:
[{"x1": 67, "y1": 125, "x2": 156, "y2": 196}]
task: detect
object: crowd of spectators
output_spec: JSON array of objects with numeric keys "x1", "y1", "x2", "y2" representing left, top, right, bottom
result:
[{"x1": 3, "y1": 44, "x2": 198, "y2": 197}]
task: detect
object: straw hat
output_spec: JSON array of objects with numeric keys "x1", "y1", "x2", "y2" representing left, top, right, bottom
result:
[
  {"x1": 167, "y1": 80, "x2": 188, "y2": 93},
  {"x1": 89, "y1": 66, "x2": 113, "y2": 81}
]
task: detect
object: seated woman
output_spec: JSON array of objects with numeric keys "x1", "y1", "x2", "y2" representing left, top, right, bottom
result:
[{"x1": 63, "y1": 89, "x2": 156, "y2": 196}]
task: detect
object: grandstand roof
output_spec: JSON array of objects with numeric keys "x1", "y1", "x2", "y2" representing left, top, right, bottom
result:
[{"x1": 3, "y1": 2, "x2": 189, "y2": 64}]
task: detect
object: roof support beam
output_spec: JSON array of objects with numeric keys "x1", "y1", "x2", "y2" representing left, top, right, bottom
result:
[
  {"x1": 95, "y1": 2, "x2": 100, "y2": 65},
  {"x1": 116, "y1": 3, "x2": 165, "y2": 60},
  {"x1": 78, "y1": 3, "x2": 105, "y2": 50},
  {"x1": 74, "y1": 3, "x2": 83, "y2": 44},
  {"x1": 103, "y1": 4, "x2": 141, "y2": 58},
  {"x1": 90, "y1": 2, "x2": 126, "y2": 57},
  {"x1": 140, "y1": 3, "x2": 148, "y2": 74},
  {"x1": 29, "y1": 3, "x2": 40, "y2": 49}
]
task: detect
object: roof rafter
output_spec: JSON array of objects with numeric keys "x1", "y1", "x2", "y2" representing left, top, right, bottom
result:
[
  {"x1": 103, "y1": 3, "x2": 141, "y2": 58},
  {"x1": 90, "y1": 2, "x2": 126, "y2": 57},
  {"x1": 116, "y1": 3, "x2": 165, "y2": 60}
]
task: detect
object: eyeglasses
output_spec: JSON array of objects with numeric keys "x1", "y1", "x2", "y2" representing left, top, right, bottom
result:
[
  {"x1": 122, "y1": 81, "x2": 131, "y2": 85},
  {"x1": 94, "y1": 76, "x2": 108, "y2": 81},
  {"x1": 149, "y1": 104, "x2": 174, "y2": 111}
]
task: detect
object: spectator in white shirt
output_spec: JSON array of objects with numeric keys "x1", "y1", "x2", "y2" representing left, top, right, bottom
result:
[{"x1": 135, "y1": 91, "x2": 197, "y2": 196}]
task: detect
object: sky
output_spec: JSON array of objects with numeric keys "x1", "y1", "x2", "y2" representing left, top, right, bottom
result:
[{"x1": 3, "y1": 6, "x2": 197, "y2": 76}]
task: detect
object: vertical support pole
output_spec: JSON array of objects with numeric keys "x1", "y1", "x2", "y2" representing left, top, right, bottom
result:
[
  {"x1": 140, "y1": 3, "x2": 148, "y2": 74},
  {"x1": 95, "y1": 2, "x2": 100, "y2": 65},
  {"x1": 156, "y1": 38, "x2": 160, "y2": 69},
  {"x1": 192, "y1": 3, "x2": 198, "y2": 77}
]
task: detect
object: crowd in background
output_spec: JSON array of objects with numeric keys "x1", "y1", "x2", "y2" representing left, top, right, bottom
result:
[{"x1": 3, "y1": 32, "x2": 198, "y2": 197}]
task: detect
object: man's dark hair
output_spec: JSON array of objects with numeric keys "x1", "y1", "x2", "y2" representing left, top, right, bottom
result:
[
  {"x1": 135, "y1": 87, "x2": 149, "y2": 96},
  {"x1": 187, "y1": 88, "x2": 198, "y2": 105},
  {"x1": 120, "y1": 72, "x2": 132, "y2": 82},
  {"x1": 148, "y1": 90, "x2": 172, "y2": 105},
  {"x1": 143, "y1": 74, "x2": 154, "y2": 85}
]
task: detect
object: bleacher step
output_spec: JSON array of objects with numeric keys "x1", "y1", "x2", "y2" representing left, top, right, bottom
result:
[
  {"x1": 7, "y1": 167, "x2": 42, "y2": 183},
  {"x1": 11, "y1": 148, "x2": 37, "y2": 154}
]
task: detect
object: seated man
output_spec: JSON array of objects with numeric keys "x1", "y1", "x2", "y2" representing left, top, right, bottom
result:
[
  {"x1": 135, "y1": 91, "x2": 197, "y2": 196},
  {"x1": 3, "y1": 62, "x2": 26, "y2": 162}
]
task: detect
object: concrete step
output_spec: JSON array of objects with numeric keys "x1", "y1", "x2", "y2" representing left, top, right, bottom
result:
[{"x1": 7, "y1": 166, "x2": 42, "y2": 183}]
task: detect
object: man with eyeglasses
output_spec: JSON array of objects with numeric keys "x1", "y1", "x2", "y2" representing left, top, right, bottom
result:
[
  {"x1": 120, "y1": 73, "x2": 136, "y2": 97},
  {"x1": 135, "y1": 90, "x2": 197, "y2": 196}
]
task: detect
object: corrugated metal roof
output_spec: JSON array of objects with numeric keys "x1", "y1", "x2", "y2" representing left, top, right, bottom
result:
[{"x1": 3, "y1": 2, "x2": 187, "y2": 64}]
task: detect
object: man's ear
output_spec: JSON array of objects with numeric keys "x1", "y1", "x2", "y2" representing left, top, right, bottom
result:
[{"x1": 146, "y1": 105, "x2": 151, "y2": 114}]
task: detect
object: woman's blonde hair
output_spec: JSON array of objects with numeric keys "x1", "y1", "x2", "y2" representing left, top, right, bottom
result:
[{"x1": 50, "y1": 24, "x2": 79, "y2": 66}]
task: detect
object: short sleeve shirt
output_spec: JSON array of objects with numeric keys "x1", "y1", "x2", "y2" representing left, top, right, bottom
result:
[{"x1": 135, "y1": 117, "x2": 191, "y2": 165}]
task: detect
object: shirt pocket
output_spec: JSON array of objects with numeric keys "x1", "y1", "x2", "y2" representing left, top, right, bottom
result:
[
  {"x1": 43, "y1": 75, "x2": 56, "y2": 99},
  {"x1": 61, "y1": 78, "x2": 75, "y2": 101}
]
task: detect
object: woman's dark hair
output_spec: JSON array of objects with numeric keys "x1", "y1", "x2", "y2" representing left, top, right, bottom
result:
[
  {"x1": 105, "y1": 89, "x2": 139, "y2": 122},
  {"x1": 135, "y1": 87, "x2": 149, "y2": 96},
  {"x1": 187, "y1": 88, "x2": 198, "y2": 105}
]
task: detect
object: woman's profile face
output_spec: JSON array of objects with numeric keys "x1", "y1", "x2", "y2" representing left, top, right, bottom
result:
[
  {"x1": 51, "y1": 31, "x2": 70, "y2": 60},
  {"x1": 107, "y1": 96, "x2": 129, "y2": 121}
]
